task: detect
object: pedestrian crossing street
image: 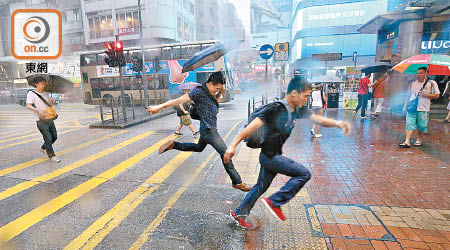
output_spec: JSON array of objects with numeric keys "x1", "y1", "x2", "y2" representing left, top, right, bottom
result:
[{"x1": 0, "y1": 105, "x2": 244, "y2": 249}]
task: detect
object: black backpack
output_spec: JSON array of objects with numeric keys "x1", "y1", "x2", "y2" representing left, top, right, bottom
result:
[{"x1": 245, "y1": 100, "x2": 292, "y2": 148}]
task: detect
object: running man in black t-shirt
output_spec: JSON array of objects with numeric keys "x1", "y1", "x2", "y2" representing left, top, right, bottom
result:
[{"x1": 224, "y1": 77, "x2": 351, "y2": 229}]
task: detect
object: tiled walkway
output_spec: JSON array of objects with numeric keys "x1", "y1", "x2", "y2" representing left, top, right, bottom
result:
[{"x1": 219, "y1": 110, "x2": 450, "y2": 249}]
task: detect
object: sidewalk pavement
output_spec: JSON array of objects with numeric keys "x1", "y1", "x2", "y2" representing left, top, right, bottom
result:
[{"x1": 216, "y1": 109, "x2": 450, "y2": 250}]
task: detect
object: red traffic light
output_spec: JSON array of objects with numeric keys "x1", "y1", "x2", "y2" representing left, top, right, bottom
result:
[
  {"x1": 115, "y1": 41, "x2": 123, "y2": 51},
  {"x1": 104, "y1": 42, "x2": 113, "y2": 51}
]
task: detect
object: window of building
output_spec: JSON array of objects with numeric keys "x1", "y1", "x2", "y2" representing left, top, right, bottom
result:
[
  {"x1": 126, "y1": 12, "x2": 133, "y2": 28},
  {"x1": 177, "y1": 14, "x2": 183, "y2": 38},
  {"x1": 199, "y1": 11, "x2": 203, "y2": 18},
  {"x1": 200, "y1": 25, "x2": 204, "y2": 32},
  {"x1": 189, "y1": 2, "x2": 194, "y2": 15},
  {"x1": 73, "y1": 9, "x2": 81, "y2": 21},
  {"x1": 184, "y1": 21, "x2": 189, "y2": 40},
  {"x1": 133, "y1": 11, "x2": 139, "y2": 28},
  {"x1": 62, "y1": 12, "x2": 67, "y2": 22}
]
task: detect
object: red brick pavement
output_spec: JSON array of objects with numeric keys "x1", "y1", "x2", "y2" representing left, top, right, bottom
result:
[{"x1": 281, "y1": 111, "x2": 450, "y2": 210}]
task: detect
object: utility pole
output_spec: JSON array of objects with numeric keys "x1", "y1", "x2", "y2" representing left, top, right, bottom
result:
[{"x1": 138, "y1": 0, "x2": 148, "y2": 107}]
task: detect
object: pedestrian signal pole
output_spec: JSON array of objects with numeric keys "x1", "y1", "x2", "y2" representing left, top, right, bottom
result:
[
  {"x1": 138, "y1": 0, "x2": 148, "y2": 107},
  {"x1": 115, "y1": 36, "x2": 127, "y2": 121}
]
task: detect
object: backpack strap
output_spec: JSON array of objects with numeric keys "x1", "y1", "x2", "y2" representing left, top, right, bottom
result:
[
  {"x1": 32, "y1": 91, "x2": 52, "y2": 107},
  {"x1": 279, "y1": 100, "x2": 292, "y2": 127}
]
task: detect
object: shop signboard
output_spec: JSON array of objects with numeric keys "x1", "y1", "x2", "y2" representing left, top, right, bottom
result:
[
  {"x1": 420, "y1": 40, "x2": 450, "y2": 54},
  {"x1": 302, "y1": 34, "x2": 376, "y2": 58},
  {"x1": 343, "y1": 91, "x2": 358, "y2": 109}
]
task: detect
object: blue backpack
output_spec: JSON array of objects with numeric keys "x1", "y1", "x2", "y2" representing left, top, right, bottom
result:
[{"x1": 245, "y1": 100, "x2": 292, "y2": 148}]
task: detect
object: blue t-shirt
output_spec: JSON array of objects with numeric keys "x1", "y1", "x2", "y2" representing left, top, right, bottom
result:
[
  {"x1": 257, "y1": 102, "x2": 311, "y2": 157},
  {"x1": 188, "y1": 86, "x2": 218, "y2": 130}
]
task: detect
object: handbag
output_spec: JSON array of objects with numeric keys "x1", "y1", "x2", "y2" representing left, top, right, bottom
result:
[
  {"x1": 406, "y1": 79, "x2": 429, "y2": 113},
  {"x1": 190, "y1": 84, "x2": 219, "y2": 120},
  {"x1": 32, "y1": 91, "x2": 58, "y2": 121}
]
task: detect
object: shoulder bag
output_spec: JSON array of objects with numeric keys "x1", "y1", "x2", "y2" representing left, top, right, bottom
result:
[
  {"x1": 32, "y1": 91, "x2": 58, "y2": 121},
  {"x1": 406, "y1": 79, "x2": 429, "y2": 113}
]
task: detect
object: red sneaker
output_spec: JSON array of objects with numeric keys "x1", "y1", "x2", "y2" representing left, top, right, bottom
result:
[
  {"x1": 230, "y1": 211, "x2": 250, "y2": 229},
  {"x1": 262, "y1": 197, "x2": 286, "y2": 221}
]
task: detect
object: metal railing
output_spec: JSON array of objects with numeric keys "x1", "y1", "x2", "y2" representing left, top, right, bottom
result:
[{"x1": 98, "y1": 93, "x2": 170, "y2": 124}]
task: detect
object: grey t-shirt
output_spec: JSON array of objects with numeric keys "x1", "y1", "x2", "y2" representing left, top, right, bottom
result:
[{"x1": 408, "y1": 79, "x2": 440, "y2": 112}]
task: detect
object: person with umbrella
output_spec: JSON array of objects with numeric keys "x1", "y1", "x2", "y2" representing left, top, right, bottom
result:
[
  {"x1": 147, "y1": 72, "x2": 252, "y2": 192},
  {"x1": 173, "y1": 83, "x2": 200, "y2": 137},
  {"x1": 25, "y1": 76, "x2": 61, "y2": 163},
  {"x1": 398, "y1": 67, "x2": 440, "y2": 148},
  {"x1": 353, "y1": 73, "x2": 371, "y2": 119}
]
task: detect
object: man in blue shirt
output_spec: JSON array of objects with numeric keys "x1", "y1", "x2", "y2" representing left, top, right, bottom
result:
[
  {"x1": 147, "y1": 72, "x2": 251, "y2": 192},
  {"x1": 224, "y1": 77, "x2": 351, "y2": 229}
]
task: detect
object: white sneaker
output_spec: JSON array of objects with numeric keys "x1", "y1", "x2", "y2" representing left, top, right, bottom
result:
[
  {"x1": 193, "y1": 132, "x2": 199, "y2": 138},
  {"x1": 50, "y1": 156, "x2": 61, "y2": 163},
  {"x1": 310, "y1": 129, "x2": 314, "y2": 135},
  {"x1": 313, "y1": 134, "x2": 323, "y2": 138},
  {"x1": 352, "y1": 111, "x2": 357, "y2": 117}
]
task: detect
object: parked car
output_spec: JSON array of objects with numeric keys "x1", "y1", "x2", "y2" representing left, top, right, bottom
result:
[{"x1": 12, "y1": 88, "x2": 60, "y2": 106}]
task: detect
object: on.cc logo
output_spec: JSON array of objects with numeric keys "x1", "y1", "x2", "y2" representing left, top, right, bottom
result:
[{"x1": 23, "y1": 16, "x2": 50, "y2": 44}]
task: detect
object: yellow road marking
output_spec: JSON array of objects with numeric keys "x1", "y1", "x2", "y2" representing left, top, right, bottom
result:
[
  {"x1": 0, "y1": 130, "x2": 155, "y2": 202},
  {"x1": 0, "y1": 130, "x2": 127, "y2": 177},
  {"x1": 0, "y1": 129, "x2": 36, "y2": 139},
  {"x1": 74, "y1": 120, "x2": 82, "y2": 127},
  {"x1": 0, "y1": 128, "x2": 78, "y2": 150},
  {"x1": 129, "y1": 121, "x2": 241, "y2": 250},
  {"x1": 0, "y1": 131, "x2": 42, "y2": 144},
  {"x1": 0, "y1": 133, "x2": 176, "y2": 244},
  {"x1": 64, "y1": 140, "x2": 199, "y2": 250}
]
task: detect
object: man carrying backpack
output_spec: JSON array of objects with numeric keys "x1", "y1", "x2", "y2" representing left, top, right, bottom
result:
[
  {"x1": 223, "y1": 77, "x2": 351, "y2": 229},
  {"x1": 147, "y1": 72, "x2": 251, "y2": 192}
]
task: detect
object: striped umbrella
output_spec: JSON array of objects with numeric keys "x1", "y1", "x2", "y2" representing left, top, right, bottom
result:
[{"x1": 393, "y1": 54, "x2": 450, "y2": 75}]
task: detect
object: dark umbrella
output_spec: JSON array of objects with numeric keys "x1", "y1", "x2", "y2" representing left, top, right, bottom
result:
[
  {"x1": 181, "y1": 39, "x2": 242, "y2": 73},
  {"x1": 361, "y1": 62, "x2": 392, "y2": 74},
  {"x1": 26, "y1": 74, "x2": 74, "y2": 93}
]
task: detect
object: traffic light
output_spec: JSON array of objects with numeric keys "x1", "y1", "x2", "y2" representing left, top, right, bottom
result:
[
  {"x1": 104, "y1": 42, "x2": 116, "y2": 67},
  {"x1": 153, "y1": 56, "x2": 161, "y2": 73},
  {"x1": 115, "y1": 40, "x2": 126, "y2": 67},
  {"x1": 103, "y1": 40, "x2": 126, "y2": 67},
  {"x1": 132, "y1": 54, "x2": 143, "y2": 78}
]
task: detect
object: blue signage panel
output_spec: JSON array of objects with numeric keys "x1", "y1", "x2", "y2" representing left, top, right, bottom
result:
[
  {"x1": 302, "y1": 0, "x2": 386, "y2": 29},
  {"x1": 302, "y1": 34, "x2": 377, "y2": 58},
  {"x1": 260, "y1": 44, "x2": 274, "y2": 59}
]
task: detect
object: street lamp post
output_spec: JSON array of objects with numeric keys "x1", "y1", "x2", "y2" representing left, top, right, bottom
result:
[{"x1": 138, "y1": 0, "x2": 148, "y2": 107}]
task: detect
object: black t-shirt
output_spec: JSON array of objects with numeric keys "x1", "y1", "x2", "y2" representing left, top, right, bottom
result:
[{"x1": 257, "y1": 102, "x2": 312, "y2": 158}]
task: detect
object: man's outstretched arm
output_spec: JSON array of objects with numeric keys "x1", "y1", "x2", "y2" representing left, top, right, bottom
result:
[{"x1": 146, "y1": 94, "x2": 192, "y2": 114}]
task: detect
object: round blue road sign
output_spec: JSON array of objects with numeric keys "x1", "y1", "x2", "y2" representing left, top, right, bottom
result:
[{"x1": 259, "y1": 44, "x2": 274, "y2": 60}]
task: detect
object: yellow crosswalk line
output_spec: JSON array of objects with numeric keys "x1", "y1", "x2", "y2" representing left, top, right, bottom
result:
[
  {"x1": 0, "y1": 131, "x2": 42, "y2": 144},
  {"x1": 129, "y1": 121, "x2": 241, "y2": 250},
  {"x1": 0, "y1": 130, "x2": 155, "y2": 202},
  {"x1": 64, "y1": 141, "x2": 198, "y2": 250},
  {"x1": 0, "y1": 128, "x2": 78, "y2": 150},
  {"x1": 0, "y1": 129, "x2": 36, "y2": 139},
  {"x1": 0, "y1": 133, "x2": 176, "y2": 244},
  {"x1": 0, "y1": 130, "x2": 125, "y2": 177}
]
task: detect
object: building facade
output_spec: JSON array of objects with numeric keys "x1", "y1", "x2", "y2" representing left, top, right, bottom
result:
[
  {"x1": 290, "y1": 0, "x2": 389, "y2": 76},
  {"x1": 195, "y1": 0, "x2": 244, "y2": 41}
]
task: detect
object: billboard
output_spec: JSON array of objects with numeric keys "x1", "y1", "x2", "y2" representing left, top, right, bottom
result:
[
  {"x1": 302, "y1": 0, "x2": 386, "y2": 29},
  {"x1": 250, "y1": 0, "x2": 291, "y2": 34},
  {"x1": 302, "y1": 34, "x2": 377, "y2": 58}
]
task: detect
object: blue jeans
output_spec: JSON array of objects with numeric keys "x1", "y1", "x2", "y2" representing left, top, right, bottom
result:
[
  {"x1": 36, "y1": 120, "x2": 57, "y2": 158},
  {"x1": 354, "y1": 94, "x2": 368, "y2": 117},
  {"x1": 173, "y1": 128, "x2": 242, "y2": 185},
  {"x1": 234, "y1": 153, "x2": 311, "y2": 216}
]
